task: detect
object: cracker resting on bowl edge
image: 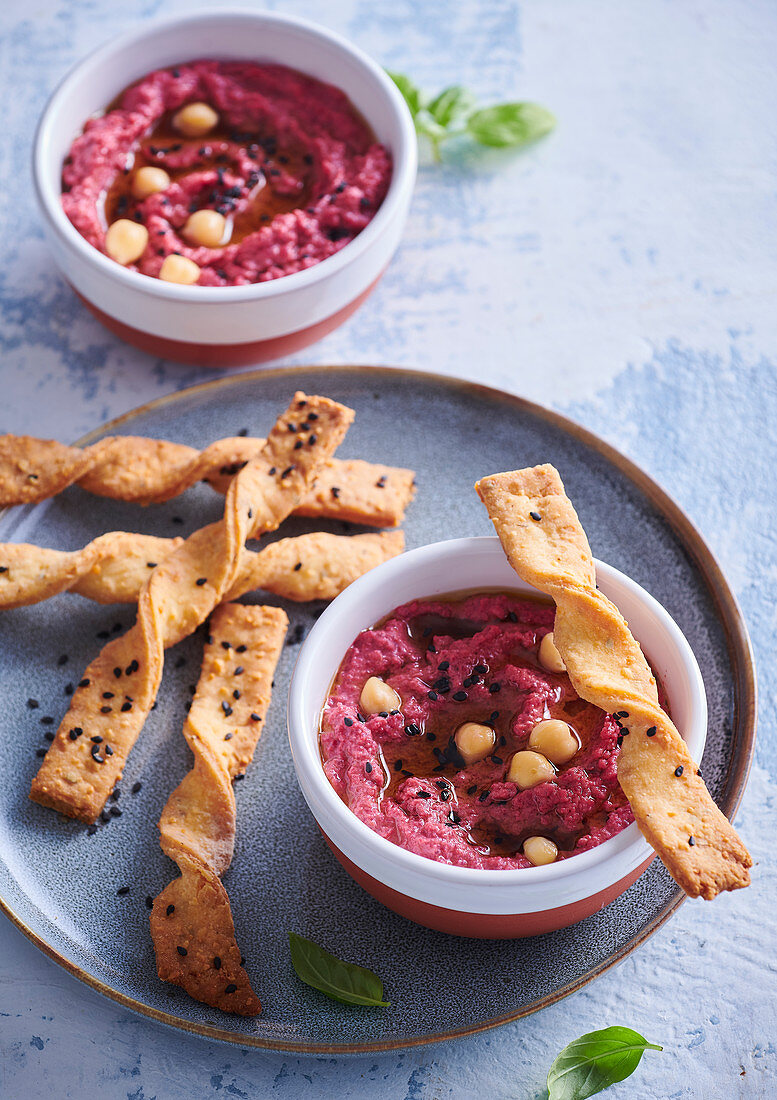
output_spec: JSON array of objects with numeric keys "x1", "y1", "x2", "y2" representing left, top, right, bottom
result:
[{"x1": 476, "y1": 463, "x2": 752, "y2": 900}]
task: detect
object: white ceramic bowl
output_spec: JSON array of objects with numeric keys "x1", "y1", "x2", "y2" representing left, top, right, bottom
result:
[
  {"x1": 288, "y1": 536, "x2": 707, "y2": 937},
  {"x1": 32, "y1": 9, "x2": 417, "y2": 367}
]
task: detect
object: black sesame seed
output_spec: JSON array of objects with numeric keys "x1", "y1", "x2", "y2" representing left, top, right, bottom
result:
[
  {"x1": 529, "y1": 511, "x2": 542, "y2": 522},
  {"x1": 394, "y1": 759, "x2": 403, "y2": 772},
  {"x1": 489, "y1": 683, "x2": 501, "y2": 694},
  {"x1": 68, "y1": 728, "x2": 81, "y2": 741},
  {"x1": 27, "y1": 698, "x2": 39, "y2": 709},
  {"x1": 113, "y1": 667, "x2": 122, "y2": 679},
  {"x1": 44, "y1": 732, "x2": 55, "y2": 742},
  {"x1": 196, "y1": 577, "x2": 208, "y2": 586},
  {"x1": 491, "y1": 755, "x2": 503, "y2": 765},
  {"x1": 146, "y1": 562, "x2": 157, "y2": 569},
  {"x1": 121, "y1": 702, "x2": 132, "y2": 712},
  {"x1": 365, "y1": 762, "x2": 373, "y2": 774},
  {"x1": 404, "y1": 723, "x2": 420, "y2": 736},
  {"x1": 221, "y1": 702, "x2": 233, "y2": 716},
  {"x1": 233, "y1": 689, "x2": 240, "y2": 700},
  {"x1": 57, "y1": 654, "x2": 69, "y2": 666},
  {"x1": 478, "y1": 790, "x2": 489, "y2": 803},
  {"x1": 79, "y1": 679, "x2": 90, "y2": 688},
  {"x1": 344, "y1": 717, "x2": 354, "y2": 727},
  {"x1": 416, "y1": 790, "x2": 431, "y2": 799},
  {"x1": 426, "y1": 731, "x2": 436, "y2": 742},
  {"x1": 100, "y1": 810, "x2": 111, "y2": 823},
  {"x1": 294, "y1": 562, "x2": 302, "y2": 571},
  {"x1": 280, "y1": 465, "x2": 295, "y2": 479},
  {"x1": 221, "y1": 641, "x2": 232, "y2": 650},
  {"x1": 224, "y1": 733, "x2": 233, "y2": 741},
  {"x1": 236, "y1": 644, "x2": 247, "y2": 653},
  {"x1": 35, "y1": 748, "x2": 47, "y2": 757},
  {"x1": 467, "y1": 784, "x2": 478, "y2": 796},
  {"x1": 132, "y1": 781, "x2": 142, "y2": 794},
  {"x1": 213, "y1": 956, "x2": 222, "y2": 969},
  {"x1": 675, "y1": 766, "x2": 684, "y2": 777},
  {"x1": 91, "y1": 735, "x2": 103, "y2": 744},
  {"x1": 116, "y1": 886, "x2": 130, "y2": 896},
  {"x1": 225, "y1": 983, "x2": 237, "y2": 994},
  {"x1": 616, "y1": 710, "x2": 629, "y2": 718},
  {"x1": 91, "y1": 748, "x2": 104, "y2": 764},
  {"x1": 234, "y1": 666, "x2": 244, "y2": 676},
  {"x1": 250, "y1": 713, "x2": 261, "y2": 722},
  {"x1": 438, "y1": 661, "x2": 450, "y2": 672},
  {"x1": 100, "y1": 706, "x2": 111, "y2": 714},
  {"x1": 177, "y1": 945, "x2": 187, "y2": 957},
  {"x1": 427, "y1": 690, "x2": 438, "y2": 701},
  {"x1": 233, "y1": 774, "x2": 245, "y2": 782},
  {"x1": 331, "y1": 486, "x2": 341, "y2": 499},
  {"x1": 376, "y1": 476, "x2": 387, "y2": 488},
  {"x1": 64, "y1": 683, "x2": 74, "y2": 695},
  {"x1": 102, "y1": 692, "x2": 114, "y2": 699},
  {"x1": 646, "y1": 726, "x2": 657, "y2": 737},
  {"x1": 41, "y1": 716, "x2": 54, "y2": 725},
  {"x1": 453, "y1": 691, "x2": 468, "y2": 702},
  {"x1": 145, "y1": 896, "x2": 154, "y2": 910}
]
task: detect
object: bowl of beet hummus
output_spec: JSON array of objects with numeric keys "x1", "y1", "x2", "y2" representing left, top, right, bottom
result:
[
  {"x1": 32, "y1": 11, "x2": 416, "y2": 366},
  {"x1": 288, "y1": 537, "x2": 707, "y2": 937}
]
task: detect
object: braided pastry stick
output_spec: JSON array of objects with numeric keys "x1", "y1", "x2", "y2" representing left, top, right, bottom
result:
[
  {"x1": 0, "y1": 433, "x2": 415, "y2": 527},
  {"x1": 476, "y1": 464, "x2": 752, "y2": 899},
  {"x1": 0, "y1": 529, "x2": 404, "y2": 609},
  {"x1": 151, "y1": 603, "x2": 287, "y2": 1016},
  {"x1": 30, "y1": 392, "x2": 353, "y2": 823}
]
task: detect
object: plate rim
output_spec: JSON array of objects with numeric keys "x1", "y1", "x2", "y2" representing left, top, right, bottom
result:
[{"x1": 0, "y1": 363, "x2": 757, "y2": 1054}]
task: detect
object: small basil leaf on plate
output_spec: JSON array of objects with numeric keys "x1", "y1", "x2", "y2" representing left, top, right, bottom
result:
[
  {"x1": 547, "y1": 1026, "x2": 663, "y2": 1100},
  {"x1": 288, "y1": 931, "x2": 390, "y2": 1007},
  {"x1": 387, "y1": 71, "x2": 424, "y2": 118},
  {"x1": 466, "y1": 102, "x2": 556, "y2": 148},
  {"x1": 427, "y1": 85, "x2": 478, "y2": 128}
]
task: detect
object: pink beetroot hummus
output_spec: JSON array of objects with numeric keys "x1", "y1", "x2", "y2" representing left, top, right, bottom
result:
[
  {"x1": 320, "y1": 592, "x2": 634, "y2": 870},
  {"x1": 61, "y1": 60, "x2": 391, "y2": 285}
]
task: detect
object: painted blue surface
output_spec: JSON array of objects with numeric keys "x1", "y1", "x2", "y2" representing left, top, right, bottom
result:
[{"x1": 1, "y1": 1, "x2": 776, "y2": 1098}]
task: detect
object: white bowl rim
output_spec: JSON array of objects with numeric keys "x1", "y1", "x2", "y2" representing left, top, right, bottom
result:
[
  {"x1": 288, "y1": 535, "x2": 708, "y2": 893},
  {"x1": 32, "y1": 7, "x2": 417, "y2": 304}
]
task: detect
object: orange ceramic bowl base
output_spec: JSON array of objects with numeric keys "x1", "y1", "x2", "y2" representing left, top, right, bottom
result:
[
  {"x1": 72, "y1": 276, "x2": 381, "y2": 367},
  {"x1": 322, "y1": 833, "x2": 655, "y2": 938}
]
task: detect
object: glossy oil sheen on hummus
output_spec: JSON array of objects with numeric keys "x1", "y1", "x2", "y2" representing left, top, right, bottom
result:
[
  {"x1": 61, "y1": 60, "x2": 392, "y2": 285},
  {"x1": 320, "y1": 592, "x2": 634, "y2": 870}
]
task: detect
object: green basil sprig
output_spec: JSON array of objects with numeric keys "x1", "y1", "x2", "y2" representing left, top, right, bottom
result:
[
  {"x1": 547, "y1": 1026, "x2": 663, "y2": 1099},
  {"x1": 288, "y1": 931, "x2": 390, "y2": 1007},
  {"x1": 387, "y1": 72, "x2": 555, "y2": 160}
]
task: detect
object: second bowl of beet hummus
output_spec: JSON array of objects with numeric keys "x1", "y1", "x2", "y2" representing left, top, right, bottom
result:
[
  {"x1": 288, "y1": 537, "x2": 707, "y2": 937},
  {"x1": 33, "y1": 11, "x2": 416, "y2": 365}
]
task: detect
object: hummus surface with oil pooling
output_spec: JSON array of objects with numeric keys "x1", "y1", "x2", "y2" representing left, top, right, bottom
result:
[
  {"x1": 320, "y1": 591, "x2": 643, "y2": 870},
  {"x1": 61, "y1": 59, "x2": 391, "y2": 286}
]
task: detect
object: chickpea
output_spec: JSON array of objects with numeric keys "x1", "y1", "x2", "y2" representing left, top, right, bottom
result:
[
  {"x1": 523, "y1": 836, "x2": 558, "y2": 866},
  {"x1": 104, "y1": 219, "x2": 148, "y2": 265},
  {"x1": 172, "y1": 101, "x2": 219, "y2": 137},
  {"x1": 507, "y1": 749, "x2": 555, "y2": 789},
  {"x1": 359, "y1": 676, "x2": 401, "y2": 716},
  {"x1": 528, "y1": 719, "x2": 579, "y2": 765},
  {"x1": 539, "y1": 631, "x2": 566, "y2": 673},
  {"x1": 183, "y1": 209, "x2": 228, "y2": 248},
  {"x1": 158, "y1": 254, "x2": 201, "y2": 285},
  {"x1": 455, "y1": 722, "x2": 496, "y2": 765},
  {"x1": 131, "y1": 166, "x2": 170, "y2": 199}
]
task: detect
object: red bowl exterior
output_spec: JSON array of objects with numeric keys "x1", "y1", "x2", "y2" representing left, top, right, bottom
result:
[
  {"x1": 322, "y1": 832, "x2": 655, "y2": 938},
  {"x1": 73, "y1": 275, "x2": 381, "y2": 367}
]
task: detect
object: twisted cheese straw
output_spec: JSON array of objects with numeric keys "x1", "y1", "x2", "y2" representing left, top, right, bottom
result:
[
  {"x1": 0, "y1": 433, "x2": 415, "y2": 526},
  {"x1": 150, "y1": 603, "x2": 288, "y2": 1016},
  {"x1": 30, "y1": 392, "x2": 353, "y2": 823},
  {"x1": 0, "y1": 529, "x2": 404, "y2": 608},
  {"x1": 476, "y1": 464, "x2": 752, "y2": 899}
]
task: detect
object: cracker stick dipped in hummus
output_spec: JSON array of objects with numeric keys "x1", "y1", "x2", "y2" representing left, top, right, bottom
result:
[{"x1": 476, "y1": 464, "x2": 752, "y2": 900}]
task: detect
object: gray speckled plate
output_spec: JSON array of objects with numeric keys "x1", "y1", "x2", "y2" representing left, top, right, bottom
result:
[{"x1": 0, "y1": 367, "x2": 755, "y2": 1052}]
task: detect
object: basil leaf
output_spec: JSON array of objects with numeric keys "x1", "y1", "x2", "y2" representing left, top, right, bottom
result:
[
  {"x1": 547, "y1": 1026, "x2": 663, "y2": 1100},
  {"x1": 288, "y1": 932, "x2": 390, "y2": 1007},
  {"x1": 466, "y1": 102, "x2": 556, "y2": 148},
  {"x1": 428, "y1": 85, "x2": 478, "y2": 128},
  {"x1": 387, "y1": 71, "x2": 424, "y2": 118}
]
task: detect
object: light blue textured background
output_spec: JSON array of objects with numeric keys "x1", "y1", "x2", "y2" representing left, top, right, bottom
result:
[{"x1": 1, "y1": 1, "x2": 775, "y2": 1098}]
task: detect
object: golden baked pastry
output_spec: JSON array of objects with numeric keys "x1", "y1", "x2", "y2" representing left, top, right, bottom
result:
[
  {"x1": 30, "y1": 392, "x2": 353, "y2": 823},
  {"x1": 151, "y1": 603, "x2": 287, "y2": 1016},
  {"x1": 0, "y1": 529, "x2": 404, "y2": 608},
  {"x1": 476, "y1": 463, "x2": 752, "y2": 899},
  {"x1": 0, "y1": 433, "x2": 415, "y2": 527}
]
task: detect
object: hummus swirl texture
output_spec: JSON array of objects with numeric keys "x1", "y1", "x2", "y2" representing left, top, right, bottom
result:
[
  {"x1": 61, "y1": 60, "x2": 392, "y2": 285},
  {"x1": 321, "y1": 593, "x2": 634, "y2": 870}
]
